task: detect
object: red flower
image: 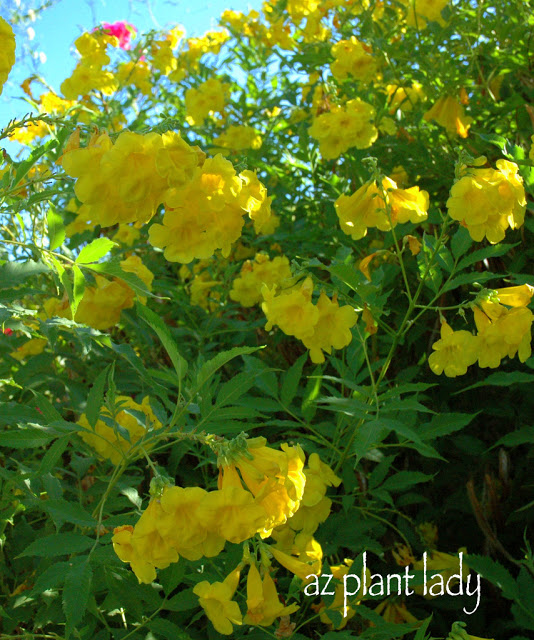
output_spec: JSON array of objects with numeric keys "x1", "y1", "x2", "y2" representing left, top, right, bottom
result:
[
  {"x1": 3, "y1": 327, "x2": 13, "y2": 336},
  {"x1": 100, "y1": 21, "x2": 136, "y2": 50}
]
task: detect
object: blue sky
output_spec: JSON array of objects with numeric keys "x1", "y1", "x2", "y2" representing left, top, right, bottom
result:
[{"x1": 0, "y1": 0, "x2": 263, "y2": 142}]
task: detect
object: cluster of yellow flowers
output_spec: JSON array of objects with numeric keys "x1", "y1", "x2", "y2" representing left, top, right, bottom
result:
[
  {"x1": 446, "y1": 157, "x2": 526, "y2": 243},
  {"x1": 78, "y1": 395, "x2": 160, "y2": 464},
  {"x1": 0, "y1": 17, "x2": 15, "y2": 97},
  {"x1": 45, "y1": 255, "x2": 154, "y2": 330},
  {"x1": 230, "y1": 253, "x2": 292, "y2": 307},
  {"x1": 10, "y1": 92, "x2": 76, "y2": 145},
  {"x1": 110, "y1": 435, "x2": 342, "y2": 635},
  {"x1": 309, "y1": 98, "x2": 378, "y2": 159},
  {"x1": 429, "y1": 285, "x2": 534, "y2": 377},
  {"x1": 185, "y1": 77, "x2": 229, "y2": 126},
  {"x1": 330, "y1": 36, "x2": 378, "y2": 83},
  {"x1": 61, "y1": 32, "x2": 118, "y2": 99},
  {"x1": 61, "y1": 129, "x2": 274, "y2": 263},
  {"x1": 112, "y1": 436, "x2": 305, "y2": 581},
  {"x1": 213, "y1": 124, "x2": 263, "y2": 151},
  {"x1": 261, "y1": 276, "x2": 358, "y2": 363},
  {"x1": 335, "y1": 176, "x2": 429, "y2": 240},
  {"x1": 149, "y1": 159, "x2": 273, "y2": 262}
]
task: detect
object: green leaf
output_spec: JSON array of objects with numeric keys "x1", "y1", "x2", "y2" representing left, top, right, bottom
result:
[
  {"x1": 413, "y1": 615, "x2": 433, "y2": 640},
  {"x1": 37, "y1": 437, "x2": 70, "y2": 475},
  {"x1": 465, "y1": 554, "x2": 519, "y2": 600},
  {"x1": 32, "y1": 562, "x2": 71, "y2": 594},
  {"x1": 0, "y1": 402, "x2": 42, "y2": 425},
  {"x1": 490, "y1": 427, "x2": 534, "y2": 449},
  {"x1": 441, "y1": 271, "x2": 502, "y2": 293},
  {"x1": 456, "y1": 371, "x2": 534, "y2": 394},
  {"x1": 71, "y1": 265, "x2": 85, "y2": 318},
  {"x1": 63, "y1": 558, "x2": 92, "y2": 638},
  {"x1": 85, "y1": 365, "x2": 111, "y2": 428},
  {"x1": 88, "y1": 258, "x2": 155, "y2": 299},
  {"x1": 418, "y1": 413, "x2": 477, "y2": 439},
  {"x1": 76, "y1": 238, "x2": 116, "y2": 264},
  {"x1": 451, "y1": 227, "x2": 473, "y2": 260},
  {"x1": 457, "y1": 244, "x2": 516, "y2": 271},
  {"x1": 216, "y1": 372, "x2": 256, "y2": 408},
  {"x1": 351, "y1": 419, "x2": 390, "y2": 462},
  {"x1": 41, "y1": 499, "x2": 96, "y2": 528},
  {"x1": 281, "y1": 353, "x2": 307, "y2": 406},
  {"x1": 196, "y1": 346, "x2": 261, "y2": 389},
  {"x1": 19, "y1": 532, "x2": 95, "y2": 558},
  {"x1": 137, "y1": 302, "x2": 188, "y2": 382},
  {"x1": 162, "y1": 588, "x2": 198, "y2": 611},
  {"x1": 149, "y1": 618, "x2": 193, "y2": 640},
  {"x1": 0, "y1": 260, "x2": 50, "y2": 289},
  {"x1": 0, "y1": 426, "x2": 56, "y2": 448},
  {"x1": 47, "y1": 206, "x2": 65, "y2": 251},
  {"x1": 379, "y1": 471, "x2": 433, "y2": 492}
]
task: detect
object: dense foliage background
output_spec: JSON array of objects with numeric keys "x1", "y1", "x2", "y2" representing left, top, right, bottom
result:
[{"x1": 1, "y1": 1, "x2": 534, "y2": 639}]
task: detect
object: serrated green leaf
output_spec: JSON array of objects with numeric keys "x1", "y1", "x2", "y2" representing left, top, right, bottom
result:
[
  {"x1": 137, "y1": 302, "x2": 188, "y2": 382},
  {"x1": 85, "y1": 365, "x2": 111, "y2": 428},
  {"x1": 76, "y1": 238, "x2": 116, "y2": 264},
  {"x1": 88, "y1": 259, "x2": 155, "y2": 299},
  {"x1": 32, "y1": 561, "x2": 71, "y2": 594},
  {"x1": 380, "y1": 471, "x2": 433, "y2": 492},
  {"x1": 281, "y1": 353, "x2": 307, "y2": 406},
  {"x1": 162, "y1": 588, "x2": 198, "y2": 611},
  {"x1": 19, "y1": 532, "x2": 94, "y2": 558},
  {"x1": 0, "y1": 426, "x2": 56, "y2": 448},
  {"x1": 456, "y1": 371, "x2": 534, "y2": 394},
  {"x1": 71, "y1": 264, "x2": 85, "y2": 318},
  {"x1": 63, "y1": 558, "x2": 92, "y2": 638},
  {"x1": 418, "y1": 413, "x2": 477, "y2": 439},
  {"x1": 457, "y1": 244, "x2": 516, "y2": 271},
  {"x1": 0, "y1": 402, "x2": 42, "y2": 425},
  {"x1": 149, "y1": 618, "x2": 193, "y2": 640},
  {"x1": 490, "y1": 426, "x2": 534, "y2": 449},
  {"x1": 41, "y1": 499, "x2": 96, "y2": 528},
  {"x1": 465, "y1": 554, "x2": 519, "y2": 600},
  {"x1": 451, "y1": 226, "x2": 473, "y2": 259},
  {"x1": 37, "y1": 436, "x2": 70, "y2": 475},
  {"x1": 0, "y1": 260, "x2": 50, "y2": 289},
  {"x1": 197, "y1": 346, "x2": 261, "y2": 389},
  {"x1": 47, "y1": 206, "x2": 65, "y2": 251}
]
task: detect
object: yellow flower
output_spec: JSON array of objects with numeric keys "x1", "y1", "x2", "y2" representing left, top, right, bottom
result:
[
  {"x1": 318, "y1": 559, "x2": 369, "y2": 629},
  {"x1": 446, "y1": 158, "x2": 526, "y2": 243},
  {"x1": 387, "y1": 82, "x2": 425, "y2": 113},
  {"x1": 309, "y1": 98, "x2": 378, "y2": 159},
  {"x1": 193, "y1": 568, "x2": 243, "y2": 635},
  {"x1": 230, "y1": 254, "x2": 292, "y2": 308},
  {"x1": 424, "y1": 95, "x2": 472, "y2": 137},
  {"x1": 214, "y1": 125, "x2": 262, "y2": 150},
  {"x1": 262, "y1": 277, "x2": 319, "y2": 341},
  {"x1": 0, "y1": 17, "x2": 16, "y2": 97},
  {"x1": 302, "y1": 292, "x2": 357, "y2": 363},
  {"x1": 330, "y1": 36, "x2": 377, "y2": 83},
  {"x1": 112, "y1": 224, "x2": 141, "y2": 247},
  {"x1": 10, "y1": 338, "x2": 47, "y2": 361},
  {"x1": 428, "y1": 321, "x2": 479, "y2": 377},
  {"x1": 494, "y1": 284, "x2": 534, "y2": 308},
  {"x1": 244, "y1": 564, "x2": 299, "y2": 626},
  {"x1": 185, "y1": 78, "x2": 228, "y2": 125},
  {"x1": 196, "y1": 486, "x2": 268, "y2": 543},
  {"x1": 78, "y1": 395, "x2": 159, "y2": 464}
]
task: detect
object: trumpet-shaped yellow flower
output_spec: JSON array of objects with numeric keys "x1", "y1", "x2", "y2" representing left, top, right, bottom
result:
[
  {"x1": 193, "y1": 568, "x2": 243, "y2": 635},
  {"x1": 244, "y1": 564, "x2": 299, "y2": 626},
  {"x1": 428, "y1": 321, "x2": 479, "y2": 377},
  {"x1": 424, "y1": 95, "x2": 472, "y2": 137}
]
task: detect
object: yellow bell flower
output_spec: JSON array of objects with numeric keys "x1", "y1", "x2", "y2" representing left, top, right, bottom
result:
[
  {"x1": 244, "y1": 564, "x2": 299, "y2": 626},
  {"x1": 193, "y1": 567, "x2": 243, "y2": 635}
]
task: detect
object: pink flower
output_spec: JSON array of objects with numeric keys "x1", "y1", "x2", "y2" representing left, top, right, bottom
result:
[{"x1": 99, "y1": 21, "x2": 136, "y2": 50}]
